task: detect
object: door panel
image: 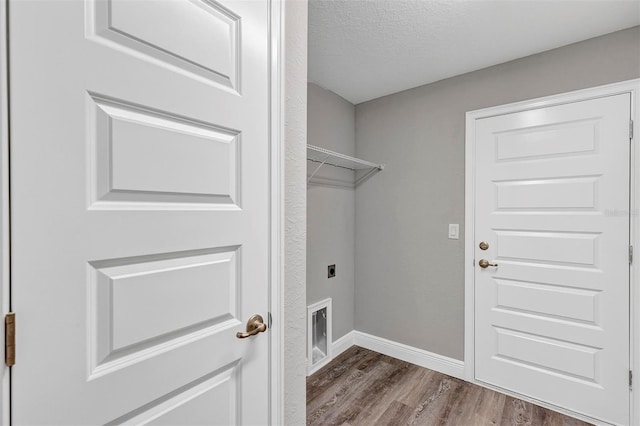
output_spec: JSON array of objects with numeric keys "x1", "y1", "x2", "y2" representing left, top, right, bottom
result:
[
  {"x1": 9, "y1": 0, "x2": 270, "y2": 424},
  {"x1": 88, "y1": 0, "x2": 240, "y2": 89},
  {"x1": 474, "y1": 94, "x2": 631, "y2": 425},
  {"x1": 89, "y1": 94, "x2": 241, "y2": 207}
]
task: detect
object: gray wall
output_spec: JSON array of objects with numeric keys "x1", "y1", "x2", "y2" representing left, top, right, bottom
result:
[
  {"x1": 307, "y1": 83, "x2": 355, "y2": 342},
  {"x1": 354, "y1": 26, "x2": 640, "y2": 361},
  {"x1": 284, "y1": 0, "x2": 307, "y2": 424}
]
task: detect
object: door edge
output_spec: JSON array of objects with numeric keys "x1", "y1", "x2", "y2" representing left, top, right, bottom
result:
[
  {"x1": 0, "y1": 0, "x2": 10, "y2": 423},
  {"x1": 269, "y1": 0, "x2": 285, "y2": 424}
]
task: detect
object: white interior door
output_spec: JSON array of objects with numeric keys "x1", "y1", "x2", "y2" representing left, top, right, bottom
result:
[
  {"x1": 474, "y1": 94, "x2": 631, "y2": 425},
  {"x1": 9, "y1": 0, "x2": 272, "y2": 423}
]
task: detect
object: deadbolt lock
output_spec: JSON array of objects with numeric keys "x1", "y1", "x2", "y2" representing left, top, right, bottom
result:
[{"x1": 479, "y1": 241, "x2": 489, "y2": 250}]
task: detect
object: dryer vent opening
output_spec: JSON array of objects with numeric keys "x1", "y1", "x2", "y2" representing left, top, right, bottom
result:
[{"x1": 307, "y1": 298, "x2": 332, "y2": 375}]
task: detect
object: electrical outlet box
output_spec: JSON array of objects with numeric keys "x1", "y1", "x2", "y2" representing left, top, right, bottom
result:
[{"x1": 328, "y1": 264, "x2": 336, "y2": 278}]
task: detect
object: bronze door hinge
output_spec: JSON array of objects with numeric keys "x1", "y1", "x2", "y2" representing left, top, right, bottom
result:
[{"x1": 5, "y1": 312, "x2": 15, "y2": 366}]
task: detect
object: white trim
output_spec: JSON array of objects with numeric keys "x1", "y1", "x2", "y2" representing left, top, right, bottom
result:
[
  {"x1": 463, "y1": 84, "x2": 477, "y2": 383},
  {"x1": 464, "y1": 78, "x2": 640, "y2": 426},
  {"x1": 629, "y1": 80, "x2": 640, "y2": 426},
  {"x1": 313, "y1": 330, "x2": 465, "y2": 381},
  {"x1": 307, "y1": 298, "x2": 332, "y2": 375},
  {"x1": 305, "y1": 332, "x2": 355, "y2": 377},
  {"x1": 353, "y1": 331, "x2": 465, "y2": 380},
  {"x1": 306, "y1": 355, "x2": 331, "y2": 376},
  {"x1": 466, "y1": 79, "x2": 640, "y2": 120},
  {"x1": 331, "y1": 331, "x2": 356, "y2": 359},
  {"x1": 268, "y1": 0, "x2": 284, "y2": 424},
  {"x1": 0, "y1": 0, "x2": 10, "y2": 423}
]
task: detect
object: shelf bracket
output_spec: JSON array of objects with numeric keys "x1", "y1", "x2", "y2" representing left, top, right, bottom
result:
[
  {"x1": 307, "y1": 154, "x2": 331, "y2": 183},
  {"x1": 355, "y1": 167, "x2": 381, "y2": 186}
]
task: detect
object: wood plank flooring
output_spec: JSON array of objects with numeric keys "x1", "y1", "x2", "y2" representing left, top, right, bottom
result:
[{"x1": 306, "y1": 346, "x2": 592, "y2": 426}]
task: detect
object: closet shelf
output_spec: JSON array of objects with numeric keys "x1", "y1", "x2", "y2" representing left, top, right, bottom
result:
[{"x1": 307, "y1": 144, "x2": 384, "y2": 185}]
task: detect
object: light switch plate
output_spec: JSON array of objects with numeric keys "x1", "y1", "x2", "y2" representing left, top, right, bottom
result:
[{"x1": 448, "y1": 224, "x2": 459, "y2": 239}]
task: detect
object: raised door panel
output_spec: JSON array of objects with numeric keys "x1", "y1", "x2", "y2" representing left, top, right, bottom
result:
[
  {"x1": 9, "y1": 0, "x2": 270, "y2": 424},
  {"x1": 89, "y1": 94, "x2": 240, "y2": 208},
  {"x1": 474, "y1": 94, "x2": 630, "y2": 425},
  {"x1": 88, "y1": 0, "x2": 240, "y2": 90}
]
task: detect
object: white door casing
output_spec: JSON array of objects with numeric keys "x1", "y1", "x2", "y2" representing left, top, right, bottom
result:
[
  {"x1": 470, "y1": 93, "x2": 631, "y2": 424},
  {"x1": 9, "y1": 0, "x2": 276, "y2": 423}
]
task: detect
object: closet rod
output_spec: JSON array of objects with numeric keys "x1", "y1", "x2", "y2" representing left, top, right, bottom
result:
[
  {"x1": 307, "y1": 144, "x2": 383, "y2": 171},
  {"x1": 306, "y1": 144, "x2": 384, "y2": 185}
]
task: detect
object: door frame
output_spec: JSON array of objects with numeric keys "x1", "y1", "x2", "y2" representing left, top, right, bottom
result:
[
  {"x1": 464, "y1": 78, "x2": 640, "y2": 425},
  {"x1": 0, "y1": 0, "x2": 286, "y2": 423}
]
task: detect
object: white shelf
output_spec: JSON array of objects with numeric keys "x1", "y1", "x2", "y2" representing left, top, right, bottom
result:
[{"x1": 307, "y1": 144, "x2": 384, "y2": 185}]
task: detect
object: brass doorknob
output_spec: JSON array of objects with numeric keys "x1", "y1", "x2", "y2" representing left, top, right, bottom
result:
[
  {"x1": 236, "y1": 314, "x2": 267, "y2": 339},
  {"x1": 478, "y1": 259, "x2": 498, "y2": 268}
]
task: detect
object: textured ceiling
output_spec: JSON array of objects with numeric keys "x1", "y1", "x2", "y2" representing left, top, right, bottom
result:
[{"x1": 309, "y1": 0, "x2": 640, "y2": 104}]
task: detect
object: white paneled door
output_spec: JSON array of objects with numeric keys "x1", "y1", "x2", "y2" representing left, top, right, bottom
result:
[
  {"x1": 9, "y1": 0, "x2": 272, "y2": 424},
  {"x1": 474, "y1": 94, "x2": 631, "y2": 424}
]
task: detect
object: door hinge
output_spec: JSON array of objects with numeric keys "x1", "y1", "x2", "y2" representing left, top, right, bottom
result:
[
  {"x1": 631, "y1": 120, "x2": 634, "y2": 140},
  {"x1": 5, "y1": 313, "x2": 15, "y2": 367},
  {"x1": 630, "y1": 246, "x2": 634, "y2": 265},
  {"x1": 630, "y1": 370, "x2": 633, "y2": 389}
]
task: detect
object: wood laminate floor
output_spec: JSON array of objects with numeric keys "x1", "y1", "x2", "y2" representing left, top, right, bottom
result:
[{"x1": 306, "y1": 346, "x2": 592, "y2": 426}]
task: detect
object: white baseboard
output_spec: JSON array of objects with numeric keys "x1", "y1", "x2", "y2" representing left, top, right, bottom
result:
[
  {"x1": 307, "y1": 332, "x2": 355, "y2": 376},
  {"x1": 332, "y1": 331, "x2": 356, "y2": 358},
  {"x1": 307, "y1": 356, "x2": 332, "y2": 376},
  {"x1": 319, "y1": 330, "x2": 465, "y2": 380},
  {"x1": 352, "y1": 331, "x2": 465, "y2": 379}
]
